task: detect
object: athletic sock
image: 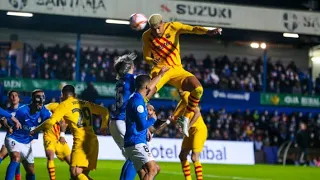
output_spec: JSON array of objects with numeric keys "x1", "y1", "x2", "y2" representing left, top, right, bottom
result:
[
  {"x1": 6, "y1": 161, "x2": 19, "y2": 180},
  {"x1": 47, "y1": 160, "x2": 56, "y2": 180},
  {"x1": 194, "y1": 161, "x2": 203, "y2": 180},
  {"x1": 181, "y1": 160, "x2": 192, "y2": 180},
  {"x1": 120, "y1": 159, "x2": 137, "y2": 180}
]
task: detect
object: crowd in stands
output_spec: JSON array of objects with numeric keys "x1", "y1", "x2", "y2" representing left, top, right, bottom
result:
[{"x1": 1, "y1": 44, "x2": 319, "y2": 94}]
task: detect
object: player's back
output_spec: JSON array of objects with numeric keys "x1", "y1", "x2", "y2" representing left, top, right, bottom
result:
[
  {"x1": 44, "y1": 102, "x2": 61, "y2": 139},
  {"x1": 124, "y1": 93, "x2": 148, "y2": 147},
  {"x1": 58, "y1": 96, "x2": 109, "y2": 143},
  {"x1": 113, "y1": 73, "x2": 135, "y2": 120},
  {"x1": 143, "y1": 22, "x2": 183, "y2": 67}
]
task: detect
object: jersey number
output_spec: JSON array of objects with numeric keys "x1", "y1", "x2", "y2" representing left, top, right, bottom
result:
[
  {"x1": 143, "y1": 145, "x2": 150, "y2": 152},
  {"x1": 115, "y1": 85, "x2": 124, "y2": 110},
  {"x1": 72, "y1": 107, "x2": 92, "y2": 128}
]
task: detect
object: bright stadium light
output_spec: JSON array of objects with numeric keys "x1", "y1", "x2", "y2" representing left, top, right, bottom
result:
[
  {"x1": 106, "y1": 19, "x2": 130, "y2": 25},
  {"x1": 260, "y1": 43, "x2": 267, "y2": 49},
  {"x1": 204, "y1": 26, "x2": 217, "y2": 30},
  {"x1": 283, "y1": 33, "x2": 299, "y2": 38},
  {"x1": 311, "y1": 57, "x2": 320, "y2": 63},
  {"x1": 7, "y1": 11, "x2": 33, "y2": 17},
  {"x1": 250, "y1": 42, "x2": 259, "y2": 49}
]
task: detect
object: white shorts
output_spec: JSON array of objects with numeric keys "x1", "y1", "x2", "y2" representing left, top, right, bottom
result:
[
  {"x1": 109, "y1": 120, "x2": 126, "y2": 156},
  {"x1": 5, "y1": 137, "x2": 34, "y2": 163},
  {"x1": 0, "y1": 137, "x2": 4, "y2": 146},
  {"x1": 125, "y1": 143, "x2": 154, "y2": 171}
]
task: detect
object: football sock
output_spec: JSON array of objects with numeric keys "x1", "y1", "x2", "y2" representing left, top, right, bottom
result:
[
  {"x1": 181, "y1": 160, "x2": 192, "y2": 180},
  {"x1": 184, "y1": 86, "x2": 203, "y2": 119},
  {"x1": 26, "y1": 174, "x2": 35, "y2": 180},
  {"x1": 47, "y1": 160, "x2": 56, "y2": 180},
  {"x1": 5, "y1": 161, "x2": 19, "y2": 180},
  {"x1": 194, "y1": 161, "x2": 203, "y2": 180},
  {"x1": 77, "y1": 174, "x2": 89, "y2": 180},
  {"x1": 15, "y1": 163, "x2": 21, "y2": 180},
  {"x1": 120, "y1": 159, "x2": 137, "y2": 180}
]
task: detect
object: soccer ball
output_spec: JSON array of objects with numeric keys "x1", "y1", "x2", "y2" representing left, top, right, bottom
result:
[{"x1": 129, "y1": 13, "x2": 147, "y2": 31}]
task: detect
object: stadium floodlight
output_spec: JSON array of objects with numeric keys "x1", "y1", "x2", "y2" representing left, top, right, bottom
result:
[
  {"x1": 106, "y1": 19, "x2": 130, "y2": 25},
  {"x1": 204, "y1": 26, "x2": 217, "y2": 30},
  {"x1": 311, "y1": 57, "x2": 320, "y2": 63},
  {"x1": 7, "y1": 11, "x2": 33, "y2": 17},
  {"x1": 250, "y1": 42, "x2": 259, "y2": 49},
  {"x1": 260, "y1": 43, "x2": 267, "y2": 49},
  {"x1": 283, "y1": 33, "x2": 299, "y2": 38}
]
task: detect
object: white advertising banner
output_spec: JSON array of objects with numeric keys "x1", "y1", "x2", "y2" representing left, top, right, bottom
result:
[
  {"x1": 0, "y1": 132, "x2": 255, "y2": 165},
  {"x1": 0, "y1": 0, "x2": 320, "y2": 35}
]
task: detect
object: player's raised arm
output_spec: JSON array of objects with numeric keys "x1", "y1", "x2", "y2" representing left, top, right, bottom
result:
[
  {"x1": 135, "y1": 99, "x2": 156, "y2": 131},
  {"x1": 175, "y1": 22, "x2": 222, "y2": 36},
  {"x1": 89, "y1": 102, "x2": 109, "y2": 128},
  {"x1": 33, "y1": 103, "x2": 68, "y2": 133},
  {"x1": 142, "y1": 32, "x2": 154, "y2": 65},
  {"x1": 0, "y1": 107, "x2": 13, "y2": 119}
]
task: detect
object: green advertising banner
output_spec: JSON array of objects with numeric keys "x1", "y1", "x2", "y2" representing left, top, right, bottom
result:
[
  {"x1": 1, "y1": 78, "x2": 177, "y2": 100},
  {"x1": 260, "y1": 93, "x2": 320, "y2": 108}
]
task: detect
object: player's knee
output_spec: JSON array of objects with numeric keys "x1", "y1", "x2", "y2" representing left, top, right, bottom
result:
[
  {"x1": 70, "y1": 166, "x2": 82, "y2": 177},
  {"x1": 193, "y1": 86, "x2": 203, "y2": 98},
  {"x1": 26, "y1": 165, "x2": 35, "y2": 174},
  {"x1": 45, "y1": 150, "x2": 54, "y2": 160},
  {"x1": 191, "y1": 153, "x2": 199, "y2": 163},
  {"x1": 148, "y1": 165, "x2": 158, "y2": 176},
  {"x1": 10, "y1": 152, "x2": 21, "y2": 162},
  {"x1": 156, "y1": 164, "x2": 161, "y2": 174},
  {"x1": 179, "y1": 152, "x2": 187, "y2": 162}
]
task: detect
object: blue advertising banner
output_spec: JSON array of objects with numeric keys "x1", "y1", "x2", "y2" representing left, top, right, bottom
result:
[{"x1": 201, "y1": 90, "x2": 260, "y2": 107}]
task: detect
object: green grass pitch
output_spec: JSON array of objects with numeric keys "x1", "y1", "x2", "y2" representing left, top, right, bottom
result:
[{"x1": 0, "y1": 158, "x2": 319, "y2": 180}]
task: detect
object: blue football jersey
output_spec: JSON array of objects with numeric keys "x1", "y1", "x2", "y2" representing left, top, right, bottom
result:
[
  {"x1": 0, "y1": 107, "x2": 13, "y2": 119},
  {"x1": 7, "y1": 105, "x2": 52, "y2": 144},
  {"x1": 113, "y1": 73, "x2": 136, "y2": 120},
  {"x1": 7, "y1": 103, "x2": 23, "y2": 116},
  {"x1": 124, "y1": 92, "x2": 156, "y2": 148}
]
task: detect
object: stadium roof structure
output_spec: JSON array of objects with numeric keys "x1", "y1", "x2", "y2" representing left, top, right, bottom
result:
[{"x1": 0, "y1": 0, "x2": 319, "y2": 49}]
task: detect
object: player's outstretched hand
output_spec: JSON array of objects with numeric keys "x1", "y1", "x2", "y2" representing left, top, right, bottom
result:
[
  {"x1": 14, "y1": 121, "x2": 22, "y2": 130},
  {"x1": 159, "y1": 66, "x2": 170, "y2": 76},
  {"x1": 207, "y1": 28, "x2": 222, "y2": 36},
  {"x1": 7, "y1": 127, "x2": 13, "y2": 135},
  {"x1": 147, "y1": 129, "x2": 152, "y2": 142},
  {"x1": 59, "y1": 137, "x2": 67, "y2": 144},
  {"x1": 30, "y1": 130, "x2": 35, "y2": 136}
]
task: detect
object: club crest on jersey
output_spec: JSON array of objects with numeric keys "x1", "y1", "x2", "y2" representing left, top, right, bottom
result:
[
  {"x1": 165, "y1": 33, "x2": 171, "y2": 38},
  {"x1": 38, "y1": 117, "x2": 41, "y2": 123}
]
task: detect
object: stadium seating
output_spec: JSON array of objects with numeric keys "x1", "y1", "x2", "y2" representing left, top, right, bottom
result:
[{"x1": 2, "y1": 44, "x2": 318, "y2": 94}]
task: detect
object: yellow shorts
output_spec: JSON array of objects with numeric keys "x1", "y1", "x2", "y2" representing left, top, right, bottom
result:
[
  {"x1": 71, "y1": 137, "x2": 99, "y2": 170},
  {"x1": 44, "y1": 137, "x2": 71, "y2": 161},
  {"x1": 182, "y1": 126, "x2": 208, "y2": 152},
  {"x1": 150, "y1": 65, "x2": 194, "y2": 91}
]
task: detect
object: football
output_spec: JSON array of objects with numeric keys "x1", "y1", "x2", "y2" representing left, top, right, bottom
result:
[{"x1": 129, "y1": 13, "x2": 147, "y2": 31}]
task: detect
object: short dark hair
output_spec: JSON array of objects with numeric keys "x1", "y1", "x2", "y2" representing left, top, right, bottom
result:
[
  {"x1": 62, "y1": 85, "x2": 75, "y2": 95},
  {"x1": 8, "y1": 90, "x2": 19, "y2": 97},
  {"x1": 135, "y1": 75, "x2": 150, "y2": 90},
  {"x1": 31, "y1": 89, "x2": 44, "y2": 97}
]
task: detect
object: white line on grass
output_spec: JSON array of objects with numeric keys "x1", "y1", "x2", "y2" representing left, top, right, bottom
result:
[{"x1": 161, "y1": 171, "x2": 272, "y2": 180}]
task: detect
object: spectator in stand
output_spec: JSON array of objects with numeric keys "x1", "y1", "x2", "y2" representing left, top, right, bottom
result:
[{"x1": 3, "y1": 44, "x2": 318, "y2": 94}]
